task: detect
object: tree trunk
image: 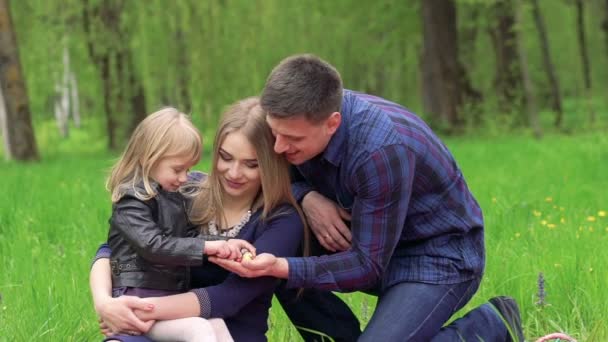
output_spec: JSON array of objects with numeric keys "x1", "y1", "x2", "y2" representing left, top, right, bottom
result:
[
  {"x1": 421, "y1": 0, "x2": 476, "y2": 132},
  {"x1": 488, "y1": 0, "x2": 523, "y2": 114},
  {"x1": 0, "y1": 82, "x2": 9, "y2": 158},
  {"x1": 174, "y1": 27, "x2": 192, "y2": 113},
  {"x1": 575, "y1": 0, "x2": 596, "y2": 124},
  {"x1": 602, "y1": 0, "x2": 608, "y2": 58},
  {"x1": 515, "y1": 0, "x2": 542, "y2": 139},
  {"x1": 531, "y1": 0, "x2": 563, "y2": 128},
  {"x1": 54, "y1": 43, "x2": 71, "y2": 138},
  {"x1": 0, "y1": 0, "x2": 39, "y2": 161},
  {"x1": 69, "y1": 70, "x2": 81, "y2": 128},
  {"x1": 82, "y1": 0, "x2": 147, "y2": 150}
]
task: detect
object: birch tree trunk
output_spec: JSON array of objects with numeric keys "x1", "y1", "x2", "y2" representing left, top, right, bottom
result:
[{"x1": 0, "y1": 83, "x2": 10, "y2": 159}]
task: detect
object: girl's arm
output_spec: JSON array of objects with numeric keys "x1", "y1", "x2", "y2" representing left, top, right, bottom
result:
[
  {"x1": 134, "y1": 208, "x2": 304, "y2": 321},
  {"x1": 134, "y1": 292, "x2": 201, "y2": 320},
  {"x1": 111, "y1": 195, "x2": 206, "y2": 265},
  {"x1": 90, "y1": 250, "x2": 155, "y2": 334}
]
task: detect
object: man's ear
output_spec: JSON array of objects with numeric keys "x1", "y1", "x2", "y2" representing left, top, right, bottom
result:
[{"x1": 325, "y1": 112, "x2": 341, "y2": 134}]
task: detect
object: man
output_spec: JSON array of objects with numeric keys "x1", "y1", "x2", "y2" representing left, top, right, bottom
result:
[{"x1": 213, "y1": 54, "x2": 525, "y2": 341}]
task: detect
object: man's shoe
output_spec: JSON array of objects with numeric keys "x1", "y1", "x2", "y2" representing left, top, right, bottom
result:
[{"x1": 489, "y1": 296, "x2": 525, "y2": 342}]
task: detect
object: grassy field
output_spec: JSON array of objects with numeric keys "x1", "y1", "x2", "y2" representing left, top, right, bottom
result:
[{"x1": 1, "y1": 131, "x2": 607, "y2": 341}]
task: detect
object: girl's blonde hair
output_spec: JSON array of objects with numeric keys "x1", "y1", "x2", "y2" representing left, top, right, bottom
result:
[
  {"x1": 190, "y1": 97, "x2": 308, "y2": 253},
  {"x1": 107, "y1": 107, "x2": 202, "y2": 202}
]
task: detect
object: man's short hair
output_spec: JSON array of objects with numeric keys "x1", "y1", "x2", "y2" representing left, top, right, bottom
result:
[{"x1": 261, "y1": 54, "x2": 343, "y2": 123}]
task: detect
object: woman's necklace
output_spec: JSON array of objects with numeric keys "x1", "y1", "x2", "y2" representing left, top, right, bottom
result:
[{"x1": 207, "y1": 209, "x2": 252, "y2": 238}]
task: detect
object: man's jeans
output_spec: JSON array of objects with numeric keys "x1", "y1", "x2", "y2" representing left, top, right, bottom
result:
[
  {"x1": 359, "y1": 277, "x2": 507, "y2": 341},
  {"x1": 277, "y1": 277, "x2": 508, "y2": 341}
]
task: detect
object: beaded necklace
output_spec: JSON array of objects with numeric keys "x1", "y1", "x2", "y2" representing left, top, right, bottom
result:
[{"x1": 207, "y1": 209, "x2": 252, "y2": 238}]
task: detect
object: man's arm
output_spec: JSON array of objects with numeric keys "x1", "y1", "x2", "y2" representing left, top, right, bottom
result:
[{"x1": 216, "y1": 145, "x2": 414, "y2": 292}]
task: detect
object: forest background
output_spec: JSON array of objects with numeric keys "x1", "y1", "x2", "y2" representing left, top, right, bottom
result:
[{"x1": 1, "y1": 0, "x2": 607, "y2": 340}]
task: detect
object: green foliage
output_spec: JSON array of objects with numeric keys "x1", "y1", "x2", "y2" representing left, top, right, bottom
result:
[
  {"x1": 1, "y1": 133, "x2": 607, "y2": 340},
  {"x1": 7, "y1": 0, "x2": 608, "y2": 139}
]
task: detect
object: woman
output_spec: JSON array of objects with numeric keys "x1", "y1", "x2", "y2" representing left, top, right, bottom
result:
[{"x1": 90, "y1": 97, "x2": 308, "y2": 341}]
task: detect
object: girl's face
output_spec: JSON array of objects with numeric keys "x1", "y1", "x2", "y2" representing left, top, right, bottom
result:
[
  {"x1": 151, "y1": 155, "x2": 196, "y2": 192},
  {"x1": 217, "y1": 131, "x2": 261, "y2": 201}
]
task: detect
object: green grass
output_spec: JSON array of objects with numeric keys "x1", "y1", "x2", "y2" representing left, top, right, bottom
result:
[{"x1": 1, "y1": 130, "x2": 607, "y2": 341}]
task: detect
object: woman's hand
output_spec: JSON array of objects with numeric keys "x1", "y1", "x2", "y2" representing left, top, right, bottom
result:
[
  {"x1": 95, "y1": 295, "x2": 156, "y2": 335},
  {"x1": 209, "y1": 253, "x2": 288, "y2": 279},
  {"x1": 302, "y1": 191, "x2": 352, "y2": 252}
]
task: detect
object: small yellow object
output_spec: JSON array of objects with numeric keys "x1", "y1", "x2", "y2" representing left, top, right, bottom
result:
[{"x1": 242, "y1": 252, "x2": 254, "y2": 262}]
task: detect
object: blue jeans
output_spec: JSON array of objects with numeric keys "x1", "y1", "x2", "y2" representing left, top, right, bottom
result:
[{"x1": 359, "y1": 277, "x2": 508, "y2": 341}]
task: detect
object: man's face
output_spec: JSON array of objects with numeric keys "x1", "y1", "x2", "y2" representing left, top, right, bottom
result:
[{"x1": 266, "y1": 113, "x2": 340, "y2": 165}]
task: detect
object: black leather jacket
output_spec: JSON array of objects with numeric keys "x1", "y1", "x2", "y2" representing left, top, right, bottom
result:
[{"x1": 108, "y1": 182, "x2": 206, "y2": 291}]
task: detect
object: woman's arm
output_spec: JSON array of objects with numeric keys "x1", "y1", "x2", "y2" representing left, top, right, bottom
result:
[
  {"x1": 90, "y1": 250, "x2": 155, "y2": 334},
  {"x1": 133, "y1": 208, "x2": 304, "y2": 321},
  {"x1": 194, "y1": 209, "x2": 304, "y2": 319}
]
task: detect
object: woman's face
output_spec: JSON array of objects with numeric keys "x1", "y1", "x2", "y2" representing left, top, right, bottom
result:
[{"x1": 217, "y1": 131, "x2": 262, "y2": 201}]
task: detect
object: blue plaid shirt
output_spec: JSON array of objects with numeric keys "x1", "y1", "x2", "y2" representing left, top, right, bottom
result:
[{"x1": 286, "y1": 90, "x2": 485, "y2": 292}]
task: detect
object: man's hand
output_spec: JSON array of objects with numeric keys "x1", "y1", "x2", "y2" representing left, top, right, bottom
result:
[
  {"x1": 302, "y1": 191, "x2": 352, "y2": 251},
  {"x1": 95, "y1": 295, "x2": 155, "y2": 336},
  {"x1": 209, "y1": 253, "x2": 288, "y2": 279}
]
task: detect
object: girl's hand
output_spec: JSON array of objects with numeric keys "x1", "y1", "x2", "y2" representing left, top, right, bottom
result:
[
  {"x1": 205, "y1": 239, "x2": 256, "y2": 260},
  {"x1": 96, "y1": 295, "x2": 155, "y2": 335},
  {"x1": 226, "y1": 238, "x2": 256, "y2": 259}
]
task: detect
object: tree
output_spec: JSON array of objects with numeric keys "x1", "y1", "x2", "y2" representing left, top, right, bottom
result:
[
  {"x1": 82, "y1": 0, "x2": 146, "y2": 150},
  {"x1": 0, "y1": 0, "x2": 39, "y2": 161},
  {"x1": 575, "y1": 0, "x2": 596, "y2": 124},
  {"x1": 488, "y1": 0, "x2": 523, "y2": 114},
  {"x1": 531, "y1": 0, "x2": 563, "y2": 128},
  {"x1": 515, "y1": 0, "x2": 542, "y2": 139},
  {"x1": 602, "y1": 0, "x2": 608, "y2": 58},
  {"x1": 421, "y1": 0, "x2": 478, "y2": 132}
]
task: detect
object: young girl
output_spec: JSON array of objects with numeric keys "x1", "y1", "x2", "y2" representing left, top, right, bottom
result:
[
  {"x1": 91, "y1": 98, "x2": 308, "y2": 342},
  {"x1": 103, "y1": 107, "x2": 254, "y2": 342}
]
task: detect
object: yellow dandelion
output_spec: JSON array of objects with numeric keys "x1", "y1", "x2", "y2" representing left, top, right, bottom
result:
[
  {"x1": 545, "y1": 197, "x2": 553, "y2": 202},
  {"x1": 515, "y1": 232, "x2": 521, "y2": 238},
  {"x1": 599, "y1": 211, "x2": 606, "y2": 217},
  {"x1": 587, "y1": 216, "x2": 596, "y2": 222},
  {"x1": 605, "y1": 227, "x2": 608, "y2": 232},
  {"x1": 547, "y1": 223, "x2": 556, "y2": 229},
  {"x1": 560, "y1": 218, "x2": 566, "y2": 224},
  {"x1": 533, "y1": 210, "x2": 542, "y2": 217},
  {"x1": 541, "y1": 220, "x2": 547, "y2": 226}
]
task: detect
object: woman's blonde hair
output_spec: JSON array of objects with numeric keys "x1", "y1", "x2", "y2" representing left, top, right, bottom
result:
[
  {"x1": 190, "y1": 97, "x2": 308, "y2": 253},
  {"x1": 106, "y1": 107, "x2": 202, "y2": 202}
]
